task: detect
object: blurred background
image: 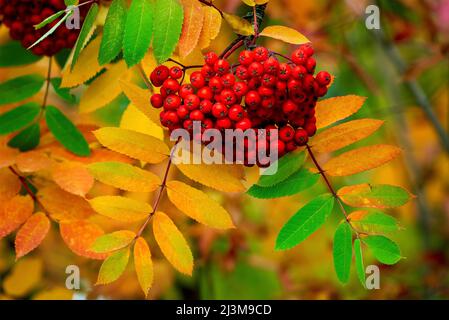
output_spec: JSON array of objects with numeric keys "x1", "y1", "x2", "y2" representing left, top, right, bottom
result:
[{"x1": 0, "y1": 0, "x2": 448, "y2": 300}]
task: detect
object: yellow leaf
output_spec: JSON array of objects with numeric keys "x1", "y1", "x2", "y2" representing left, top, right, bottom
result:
[
  {"x1": 179, "y1": 0, "x2": 205, "y2": 58},
  {"x1": 91, "y1": 230, "x2": 136, "y2": 253},
  {"x1": 15, "y1": 212, "x2": 50, "y2": 259},
  {"x1": 119, "y1": 80, "x2": 161, "y2": 125},
  {"x1": 60, "y1": 36, "x2": 104, "y2": 88},
  {"x1": 223, "y1": 12, "x2": 254, "y2": 36},
  {"x1": 37, "y1": 185, "x2": 95, "y2": 221},
  {"x1": 3, "y1": 258, "x2": 42, "y2": 297},
  {"x1": 259, "y1": 25, "x2": 310, "y2": 45},
  {"x1": 255, "y1": 0, "x2": 270, "y2": 3},
  {"x1": 166, "y1": 181, "x2": 234, "y2": 229},
  {"x1": 96, "y1": 247, "x2": 130, "y2": 285},
  {"x1": 140, "y1": 50, "x2": 158, "y2": 80},
  {"x1": 120, "y1": 104, "x2": 164, "y2": 140},
  {"x1": 94, "y1": 127, "x2": 170, "y2": 164},
  {"x1": 87, "y1": 161, "x2": 161, "y2": 192},
  {"x1": 0, "y1": 168, "x2": 21, "y2": 202},
  {"x1": 51, "y1": 161, "x2": 94, "y2": 197},
  {"x1": 33, "y1": 287, "x2": 74, "y2": 300},
  {"x1": 60, "y1": 220, "x2": 107, "y2": 260},
  {"x1": 311, "y1": 119, "x2": 384, "y2": 153},
  {"x1": 315, "y1": 95, "x2": 366, "y2": 129},
  {"x1": 0, "y1": 195, "x2": 34, "y2": 239},
  {"x1": 322, "y1": 145, "x2": 402, "y2": 176},
  {"x1": 198, "y1": 6, "x2": 222, "y2": 49},
  {"x1": 153, "y1": 211, "x2": 193, "y2": 275},
  {"x1": 79, "y1": 60, "x2": 128, "y2": 113},
  {"x1": 16, "y1": 150, "x2": 52, "y2": 173},
  {"x1": 241, "y1": 0, "x2": 256, "y2": 5},
  {"x1": 175, "y1": 162, "x2": 245, "y2": 192},
  {"x1": 134, "y1": 237, "x2": 153, "y2": 297},
  {"x1": 89, "y1": 196, "x2": 151, "y2": 222}
]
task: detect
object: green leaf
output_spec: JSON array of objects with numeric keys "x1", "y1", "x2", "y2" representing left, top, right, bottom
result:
[
  {"x1": 0, "y1": 42, "x2": 42, "y2": 67},
  {"x1": 50, "y1": 78, "x2": 76, "y2": 103},
  {"x1": 65, "y1": 0, "x2": 78, "y2": 5},
  {"x1": 258, "y1": 151, "x2": 306, "y2": 187},
  {"x1": 0, "y1": 75, "x2": 45, "y2": 105},
  {"x1": 71, "y1": 3, "x2": 99, "y2": 70},
  {"x1": 338, "y1": 184, "x2": 412, "y2": 209},
  {"x1": 247, "y1": 168, "x2": 319, "y2": 199},
  {"x1": 96, "y1": 247, "x2": 130, "y2": 285},
  {"x1": 0, "y1": 103, "x2": 40, "y2": 135},
  {"x1": 275, "y1": 194, "x2": 335, "y2": 250},
  {"x1": 354, "y1": 239, "x2": 366, "y2": 287},
  {"x1": 34, "y1": 10, "x2": 65, "y2": 30},
  {"x1": 99, "y1": 0, "x2": 128, "y2": 65},
  {"x1": 8, "y1": 124, "x2": 41, "y2": 151},
  {"x1": 28, "y1": 11, "x2": 71, "y2": 50},
  {"x1": 123, "y1": 0, "x2": 154, "y2": 67},
  {"x1": 350, "y1": 211, "x2": 400, "y2": 234},
  {"x1": 333, "y1": 222, "x2": 352, "y2": 284},
  {"x1": 363, "y1": 235, "x2": 402, "y2": 265},
  {"x1": 45, "y1": 106, "x2": 90, "y2": 156},
  {"x1": 90, "y1": 230, "x2": 136, "y2": 253},
  {"x1": 152, "y1": 0, "x2": 183, "y2": 63}
]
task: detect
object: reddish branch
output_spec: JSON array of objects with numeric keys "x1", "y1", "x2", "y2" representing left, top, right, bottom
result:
[{"x1": 198, "y1": 0, "x2": 223, "y2": 17}]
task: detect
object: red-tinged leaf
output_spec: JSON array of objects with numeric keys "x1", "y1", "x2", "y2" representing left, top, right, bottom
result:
[
  {"x1": 322, "y1": 145, "x2": 402, "y2": 176},
  {"x1": 134, "y1": 237, "x2": 153, "y2": 297},
  {"x1": 0, "y1": 144, "x2": 19, "y2": 168},
  {"x1": 315, "y1": 95, "x2": 366, "y2": 129},
  {"x1": 15, "y1": 150, "x2": 52, "y2": 173},
  {"x1": 51, "y1": 161, "x2": 94, "y2": 197},
  {"x1": 178, "y1": 0, "x2": 204, "y2": 57},
  {"x1": 0, "y1": 168, "x2": 21, "y2": 202},
  {"x1": 197, "y1": 6, "x2": 221, "y2": 49},
  {"x1": 60, "y1": 220, "x2": 107, "y2": 260},
  {"x1": 15, "y1": 212, "x2": 50, "y2": 259},
  {"x1": 0, "y1": 195, "x2": 34, "y2": 239}
]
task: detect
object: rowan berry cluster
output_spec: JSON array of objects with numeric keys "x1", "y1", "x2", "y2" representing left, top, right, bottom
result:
[
  {"x1": 150, "y1": 44, "x2": 331, "y2": 166},
  {"x1": 0, "y1": 0, "x2": 93, "y2": 56}
]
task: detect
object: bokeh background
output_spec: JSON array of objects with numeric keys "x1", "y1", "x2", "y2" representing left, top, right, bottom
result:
[{"x1": 0, "y1": 0, "x2": 448, "y2": 300}]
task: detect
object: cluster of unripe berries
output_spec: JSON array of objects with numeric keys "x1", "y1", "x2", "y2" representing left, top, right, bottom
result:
[
  {"x1": 150, "y1": 44, "x2": 331, "y2": 165},
  {"x1": 0, "y1": 0, "x2": 93, "y2": 56}
]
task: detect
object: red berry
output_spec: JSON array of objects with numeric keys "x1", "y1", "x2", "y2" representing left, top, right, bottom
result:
[
  {"x1": 279, "y1": 126, "x2": 295, "y2": 142},
  {"x1": 316, "y1": 71, "x2": 331, "y2": 86},
  {"x1": 220, "y1": 89, "x2": 236, "y2": 105},
  {"x1": 233, "y1": 81, "x2": 248, "y2": 97},
  {"x1": 150, "y1": 94, "x2": 163, "y2": 108},
  {"x1": 294, "y1": 129, "x2": 308, "y2": 146},
  {"x1": 208, "y1": 76, "x2": 223, "y2": 93},
  {"x1": 282, "y1": 100, "x2": 297, "y2": 114},
  {"x1": 245, "y1": 91, "x2": 261, "y2": 107},
  {"x1": 184, "y1": 94, "x2": 200, "y2": 110},
  {"x1": 291, "y1": 48, "x2": 307, "y2": 65},
  {"x1": 305, "y1": 57, "x2": 316, "y2": 73},
  {"x1": 235, "y1": 118, "x2": 252, "y2": 131},
  {"x1": 221, "y1": 73, "x2": 235, "y2": 88},
  {"x1": 152, "y1": 65, "x2": 170, "y2": 81},
  {"x1": 197, "y1": 86, "x2": 213, "y2": 100},
  {"x1": 239, "y1": 50, "x2": 254, "y2": 66},
  {"x1": 199, "y1": 100, "x2": 213, "y2": 114},
  {"x1": 177, "y1": 105, "x2": 190, "y2": 119},
  {"x1": 204, "y1": 51, "x2": 218, "y2": 65},
  {"x1": 165, "y1": 111, "x2": 179, "y2": 126},
  {"x1": 301, "y1": 43, "x2": 314, "y2": 57},
  {"x1": 258, "y1": 86, "x2": 274, "y2": 97},
  {"x1": 164, "y1": 94, "x2": 181, "y2": 110},
  {"x1": 292, "y1": 65, "x2": 307, "y2": 80},
  {"x1": 278, "y1": 63, "x2": 292, "y2": 81},
  {"x1": 303, "y1": 74, "x2": 315, "y2": 92},
  {"x1": 254, "y1": 47, "x2": 269, "y2": 62},
  {"x1": 212, "y1": 102, "x2": 228, "y2": 119},
  {"x1": 179, "y1": 84, "x2": 194, "y2": 99},
  {"x1": 163, "y1": 78, "x2": 180, "y2": 94},
  {"x1": 228, "y1": 105, "x2": 245, "y2": 121},
  {"x1": 214, "y1": 59, "x2": 230, "y2": 75},
  {"x1": 216, "y1": 117, "x2": 232, "y2": 129},
  {"x1": 248, "y1": 62, "x2": 264, "y2": 78},
  {"x1": 304, "y1": 122, "x2": 317, "y2": 137},
  {"x1": 201, "y1": 64, "x2": 215, "y2": 79},
  {"x1": 235, "y1": 65, "x2": 249, "y2": 80},
  {"x1": 169, "y1": 66, "x2": 183, "y2": 79},
  {"x1": 261, "y1": 73, "x2": 276, "y2": 87},
  {"x1": 190, "y1": 109, "x2": 205, "y2": 121},
  {"x1": 183, "y1": 119, "x2": 194, "y2": 130},
  {"x1": 190, "y1": 71, "x2": 206, "y2": 88},
  {"x1": 264, "y1": 57, "x2": 280, "y2": 75}
]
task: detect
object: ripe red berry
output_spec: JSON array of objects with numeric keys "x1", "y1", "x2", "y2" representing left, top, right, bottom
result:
[
  {"x1": 184, "y1": 94, "x2": 200, "y2": 110},
  {"x1": 262, "y1": 73, "x2": 276, "y2": 87},
  {"x1": 164, "y1": 111, "x2": 179, "y2": 126},
  {"x1": 294, "y1": 129, "x2": 308, "y2": 146},
  {"x1": 278, "y1": 63, "x2": 292, "y2": 81},
  {"x1": 201, "y1": 64, "x2": 215, "y2": 79},
  {"x1": 228, "y1": 105, "x2": 245, "y2": 121},
  {"x1": 239, "y1": 50, "x2": 255, "y2": 66},
  {"x1": 235, "y1": 118, "x2": 252, "y2": 131},
  {"x1": 183, "y1": 119, "x2": 194, "y2": 130},
  {"x1": 316, "y1": 71, "x2": 331, "y2": 86},
  {"x1": 291, "y1": 48, "x2": 307, "y2": 65},
  {"x1": 221, "y1": 73, "x2": 235, "y2": 88},
  {"x1": 261, "y1": 96, "x2": 275, "y2": 109},
  {"x1": 245, "y1": 91, "x2": 261, "y2": 107},
  {"x1": 292, "y1": 65, "x2": 307, "y2": 80},
  {"x1": 164, "y1": 94, "x2": 181, "y2": 110},
  {"x1": 254, "y1": 47, "x2": 269, "y2": 62},
  {"x1": 190, "y1": 109, "x2": 205, "y2": 121},
  {"x1": 177, "y1": 105, "x2": 190, "y2": 119},
  {"x1": 169, "y1": 66, "x2": 183, "y2": 79},
  {"x1": 306, "y1": 57, "x2": 316, "y2": 73},
  {"x1": 220, "y1": 89, "x2": 237, "y2": 105},
  {"x1": 216, "y1": 117, "x2": 232, "y2": 130},
  {"x1": 264, "y1": 57, "x2": 280, "y2": 75},
  {"x1": 179, "y1": 84, "x2": 195, "y2": 99},
  {"x1": 199, "y1": 100, "x2": 213, "y2": 114},
  {"x1": 212, "y1": 102, "x2": 228, "y2": 119},
  {"x1": 163, "y1": 78, "x2": 180, "y2": 94},
  {"x1": 279, "y1": 126, "x2": 295, "y2": 142},
  {"x1": 198, "y1": 87, "x2": 214, "y2": 100},
  {"x1": 304, "y1": 122, "x2": 317, "y2": 137},
  {"x1": 208, "y1": 76, "x2": 223, "y2": 93},
  {"x1": 248, "y1": 62, "x2": 264, "y2": 78},
  {"x1": 204, "y1": 51, "x2": 218, "y2": 65},
  {"x1": 258, "y1": 86, "x2": 274, "y2": 97},
  {"x1": 282, "y1": 100, "x2": 297, "y2": 114},
  {"x1": 190, "y1": 71, "x2": 206, "y2": 88},
  {"x1": 150, "y1": 94, "x2": 164, "y2": 108},
  {"x1": 152, "y1": 65, "x2": 170, "y2": 82},
  {"x1": 214, "y1": 59, "x2": 230, "y2": 75},
  {"x1": 235, "y1": 65, "x2": 249, "y2": 80},
  {"x1": 301, "y1": 43, "x2": 314, "y2": 57}
]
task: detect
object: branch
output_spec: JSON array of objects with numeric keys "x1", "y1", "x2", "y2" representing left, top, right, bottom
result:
[{"x1": 198, "y1": 0, "x2": 223, "y2": 17}]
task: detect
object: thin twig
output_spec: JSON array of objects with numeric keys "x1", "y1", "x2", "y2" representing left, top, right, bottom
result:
[{"x1": 198, "y1": 0, "x2": 223, "y2": 17}]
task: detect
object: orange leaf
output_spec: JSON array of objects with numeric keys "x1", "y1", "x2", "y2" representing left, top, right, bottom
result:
[
  {"x1": 179, "y1": 0, "x2": 205, "y2": 58},
  {"x1": 311, "y1": 119, "x2": 384, "y2": 153},
  {"x1": 0, "y1": 195, "x2": 34, "y2": 239},
  {"x1": 315, "y1": 95, "x2": 366, "y2": 129},
  {"x1": 60, "y1": 220, "x2": 107, "y2": 260},
  {"x1": 134, "y1": 237, "x2": 153, "y2": 297},
  {"x1": 51, "y1": 162, "x2": 94, "y2": 197},
  {"x1": 16, "y1": 150, "x2": 52, "y2": 173},
  {"x1": 197, "y1": 6, "x2": 221, "y2": 49},
  {"x1": 322, "y1": 144, "x2": 402, "y2": 176},
  {"x1": 37, "y1": 185, "x2": 95, "y2": 221},
  {"x1": 0, "y1": 144, "x2": 18, "y2": 168},
  {"x1": 0, "y1": 168, "x2": 21, "y2": 202},
  {"x1": 153, "y1": 211, "x2": 193, "y2": 275},
  {"x1": 15, "y1": 212, "x2": 50, "y2": 259}
]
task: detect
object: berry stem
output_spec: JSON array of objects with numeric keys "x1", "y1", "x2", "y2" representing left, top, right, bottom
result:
[
  {"x1": 270, "y1": 51, "x2": 294, "y2": 63},
  {"x1": 306, "y1": 144, "x2": 359, "y2": 236},
  {"x1": 42, "y1": 57, "x2": 52, "y2": 108},
  {"x1": 198, "y1": 0, "x2": 224, "y2": 17}
]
